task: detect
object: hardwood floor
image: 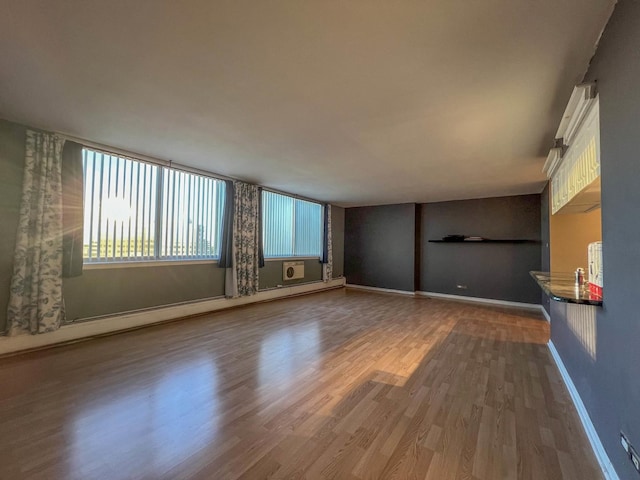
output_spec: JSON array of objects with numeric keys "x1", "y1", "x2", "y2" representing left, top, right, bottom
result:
[{"x1": 0, "y1": 289, "x2": 602, "y2": 480}]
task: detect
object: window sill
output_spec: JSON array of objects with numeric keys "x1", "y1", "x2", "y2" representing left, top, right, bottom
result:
[{"x1": 83, "y1": 259, "x2": 219, "y2": 270}]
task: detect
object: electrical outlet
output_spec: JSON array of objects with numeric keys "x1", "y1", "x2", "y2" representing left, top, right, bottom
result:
[
  {"x1": 622, "y1": 432, "x2": 631, "y2": 454},
  {"x1": 620, "y1": 431, "x2": 640, "y2": 474},
  {"x1": 631, "y1": 447, "x2": 640, "y2": 473}
]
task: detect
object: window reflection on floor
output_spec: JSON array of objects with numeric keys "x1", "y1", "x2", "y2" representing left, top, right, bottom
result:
[{"x1": 70, "y1": 359, "x2": 217, "y2": 477}]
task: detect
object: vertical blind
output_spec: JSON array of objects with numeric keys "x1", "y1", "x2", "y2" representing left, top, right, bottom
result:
[
  {"x1": 262, "y1": 190, "x2": 323, "y2": 258},
  {"x1": 82, "y1": 148, "x2": 323, "y2": 263},
  {"x1": 82, "y1": 148, "x2": 225, "y2": 262},
  {"x1": 160, "y1": 169, "x2": 225, "y2": 259}
]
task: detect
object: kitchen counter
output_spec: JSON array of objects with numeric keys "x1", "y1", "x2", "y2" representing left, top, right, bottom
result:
[{"x1": 530, "y1": 271, "x2": 603, "y2": 306}]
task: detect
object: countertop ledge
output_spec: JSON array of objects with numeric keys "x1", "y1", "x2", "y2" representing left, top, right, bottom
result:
[{"x1": 530, "y1": 271, "x2": 603, "y2": 307}]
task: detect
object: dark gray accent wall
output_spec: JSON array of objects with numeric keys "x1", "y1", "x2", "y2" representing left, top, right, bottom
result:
[
  {"x1": 331, "y1": 206, "x2": 345, "y2": 278},
  {"x1": 550, "y1": 2, "x2": 640, "y2": 478},
  {"x1": 421, "y1": 195, "x2": 542, "y2": 304},
  {"x1": 540, "y1": 183, "x2": 551, "y2": 314},
  {"x1": 259, "y1": 259, "x2": 323, "y2": 290},
  {"x1": 0, "y1": 120, "x2": 26, "y2": 333},
  {"x1": 344, "y1": 203, "x2": 416, "y2": 292},
  {"x1": 414, "y1": 204, "x2": 422, "y2": 292}
]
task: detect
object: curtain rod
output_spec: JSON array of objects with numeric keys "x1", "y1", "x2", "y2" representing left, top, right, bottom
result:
[{"x1": 56, "y1": 132, "x2": 327, "y2": 205}]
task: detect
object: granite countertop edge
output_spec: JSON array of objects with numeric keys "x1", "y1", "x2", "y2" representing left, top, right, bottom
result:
[{"x1": 530, "y1": 271, "x2": 603, "y2": 307}]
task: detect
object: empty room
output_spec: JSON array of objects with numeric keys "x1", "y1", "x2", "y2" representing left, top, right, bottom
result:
[{"x1": 0, "y1": 1, "x2": 638, "y2": 479}]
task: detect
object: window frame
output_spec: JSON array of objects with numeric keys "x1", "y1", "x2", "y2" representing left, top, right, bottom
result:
[{"x1": 81, "y1": 147, "x2": 227, "y2": 265}]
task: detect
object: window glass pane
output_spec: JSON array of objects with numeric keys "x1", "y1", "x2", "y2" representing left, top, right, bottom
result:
[
  {"x1": 262, "y1": 190, "x2": 322, "y2": 258},
  {"x1": 83, "y1": 149, "x2": 158, "y2": 261},
  {"x1": 160, "y1": 169, "x2": 225, "y2": 259},
  {"x1": 262, "y1": 191, "x2": 294, "y2": 257},
  {"x1": 82, "y1": 148, "x2": 225, "y2": 263},
  {"x1": 294, "y1": 199, "x2": 322, "y2": 256}
]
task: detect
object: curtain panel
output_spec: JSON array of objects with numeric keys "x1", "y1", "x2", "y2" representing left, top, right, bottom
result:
[
  {"x1": 61, "y1": 141, "x2": 84, "y2": 278},
  {"x1": 218, "y1": 180, "x2": 235, "y2": 269},
  {"x1": 257, "y1": 187, "x2": 265, "y2": 268},
  {"x1": 322, "y1": 204, "x2": 333, "y2": 282},
  {"x1": 225, "y1": 181, "x2": 260, "y2": 298},
  {"x1": 7, "y1": 131, "x2": 66, "y2": 335}
]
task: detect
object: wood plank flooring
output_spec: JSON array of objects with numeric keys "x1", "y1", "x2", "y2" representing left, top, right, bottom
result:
[{"x1": 0, "y1": 289, "x2": 602, "y2": 479}]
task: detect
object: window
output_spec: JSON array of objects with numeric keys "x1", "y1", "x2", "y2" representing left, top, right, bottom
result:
[
  {"x1": 262, "y1": 190, "x2": 323, "y2": 258},
  {"x1": 82, "y1": 148, "x2": 225, "y2": 262}
]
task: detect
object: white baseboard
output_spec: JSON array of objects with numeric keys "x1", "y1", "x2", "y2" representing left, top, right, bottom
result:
[
  {"x1": 541, "y1": 306, "x2": 551, "y2": 322},
  {"x1": 548, "y1": 340, "x2": 619, "y2": 480},
  {"x1": 344, "y1": 287, "x2": 549, "y2": 319},
  {"x1": 0, "y1": 278, "x2": 346, "y2": 356},
  {"x1": 345, "y1": 284, "x2": 416, "y2": 296},
  {"x1": 417, "y1": 290, "x2": 543, "y2": 312}
]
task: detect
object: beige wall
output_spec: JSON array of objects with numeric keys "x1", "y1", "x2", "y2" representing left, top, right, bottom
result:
[{"x1": 550, "y1": 207, "x2": 602, "y2": 273}]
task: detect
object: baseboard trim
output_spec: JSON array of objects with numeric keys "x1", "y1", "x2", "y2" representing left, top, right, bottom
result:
[
  {"x1": 0, "y1": 278, "x2": 346, "y2": 356},
  {"x1": 548, "y1": 340, "x2": 619, "y2": 480},
  {"x1": 345, "y1": 284, "x2": 415, "y2": 296},
  {"x1": 343, "y1": 286, "x2": 548, "y2": 318},
  {"x1": 541, "y1": 306, "x2": 551, "y2": 322},
  {"x1": 416, "y1": 291, "x2": 543, "y2": 311}
]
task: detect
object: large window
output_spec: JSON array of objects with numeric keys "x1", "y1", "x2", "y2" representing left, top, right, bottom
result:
[
  {"x1": 262, "y1": 190, "x2": 323, "y2": 258},
  {"x1": 83, "y1": 148, "x2": 225, "y2": 262}
]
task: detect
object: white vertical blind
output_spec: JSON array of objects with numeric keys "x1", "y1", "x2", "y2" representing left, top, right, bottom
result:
[
  {"x1": 82, "y1": 148, "x2": 225, "y2": 262},
  {"x1": 160, "y1": 169, "x2": 225, "y2": 259},
  {"x1": 262, "y1": 190, "x2": 323, "y2": 258},
  {"x1": 262, "y1": 191, "x2": 294, "y2": 257},
  {"x1": 294, "y1": 199, "x2": 322, "y2": 256}
]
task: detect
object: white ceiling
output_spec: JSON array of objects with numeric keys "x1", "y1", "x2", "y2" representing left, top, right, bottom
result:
[{"x1": 0, "y1": 1, "x2": 615, "y2": 206}]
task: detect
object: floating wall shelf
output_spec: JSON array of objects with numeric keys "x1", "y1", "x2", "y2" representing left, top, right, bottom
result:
[{"x1": 428, "y1": 239, "x2": 538, "y2": 244}]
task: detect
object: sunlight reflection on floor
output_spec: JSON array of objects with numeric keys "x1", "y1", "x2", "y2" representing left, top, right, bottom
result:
[{"x1": 259, "y1": 323, "x2": 320, "y2": 392}]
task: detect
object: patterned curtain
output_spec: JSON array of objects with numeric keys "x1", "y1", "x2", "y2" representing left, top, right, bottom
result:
[
  {"x1": 226, "y1": 181, "x2": 260, "y2": 298},
  {"x1": 322, "y1": 204, "x2": 333, "y2": 282},
  {"x1": 7, "y1": 131, "x2": 66, "y2": 335}
]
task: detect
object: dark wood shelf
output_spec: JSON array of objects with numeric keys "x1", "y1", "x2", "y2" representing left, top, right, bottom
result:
[{"x1": 428, "y1": 239, "x2": 538, "y2": 243}]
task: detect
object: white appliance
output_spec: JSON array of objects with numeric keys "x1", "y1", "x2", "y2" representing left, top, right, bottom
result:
[
  {"x1": 588, "y1": 241, "x2": 603, "y2": 297},
  {"x1": 283, "y1": 261, "x2": 305, "y2": 280}
]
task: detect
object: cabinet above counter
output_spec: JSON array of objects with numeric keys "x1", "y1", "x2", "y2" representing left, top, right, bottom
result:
[
  {"x1": 543, "y1": 83, "x2": 601, "y2": 215},
  {"x1": 530, "y1": 271, "x2": 603, "y2": 306}
]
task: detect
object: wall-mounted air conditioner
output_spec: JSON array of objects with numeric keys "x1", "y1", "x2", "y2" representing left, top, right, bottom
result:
[{"x1": 283, "y1": 261, "x2": 304, "y2": 280}]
